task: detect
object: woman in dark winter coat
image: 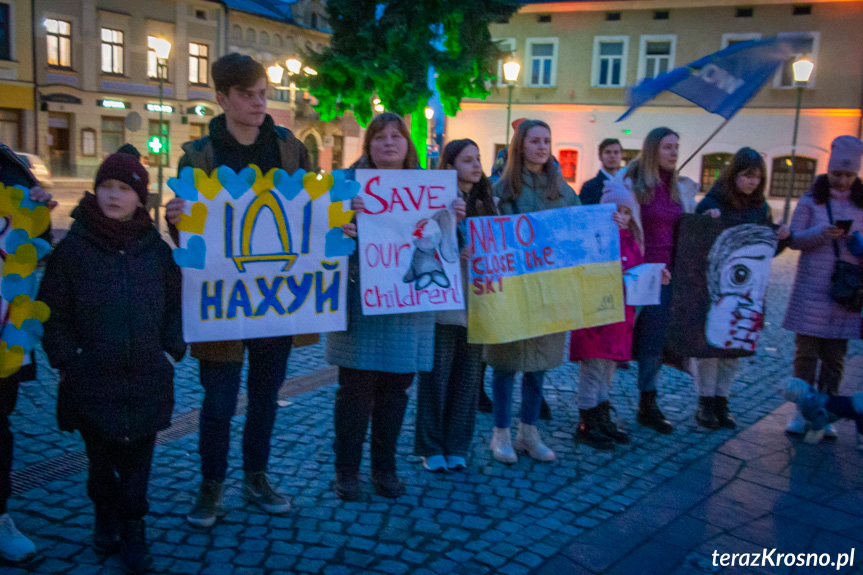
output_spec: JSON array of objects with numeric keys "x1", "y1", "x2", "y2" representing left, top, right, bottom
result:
[
  {"x1": 693, "y1": 147, "x2": 790, "y2": 430},
  {"x1": 38, "y1": 149, "x2": 184, "y2": 574}
]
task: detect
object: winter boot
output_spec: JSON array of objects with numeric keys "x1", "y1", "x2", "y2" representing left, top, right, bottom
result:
[
  {"x1": 186, "y1": 480, "x2": 226, "y2": 528},
  {"x1": 713, "y1": 396, "x2": 737, "y2": 429},
  {"x1": 637, "y1": 390, "x2": 674, "y2": 434},
  {"x1": 596, "y1": 400, "x2": 630, "y2": 444},
  {"x1": 334, "y1": 469, "x2": 361, "y2": 502},
  {"x1": 243, "y1": 471, "x2": 291, "y2": 514},
  {"x1": 93, "y1": 508, "x2": 120, "y2": 554},
  {"x1": 120, "y1": 519, "x2": 152, "y2": 574},
  {"x1": 575, "y1": 408, "x2": 615, "y2": 451},
  {"x1": 514, "y1": 421, "x2": 556, "y2": 461},
  {"x1": 695, "y1": 396, "x2": 720, "y2": 430},
  {"x1": 490, "y1": 427, "x2": 517, "y2": 463}
]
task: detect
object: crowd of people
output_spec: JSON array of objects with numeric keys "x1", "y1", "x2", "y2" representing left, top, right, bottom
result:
[{"x1": 1, "y1": 52, "x2": 863, "y2": 573}]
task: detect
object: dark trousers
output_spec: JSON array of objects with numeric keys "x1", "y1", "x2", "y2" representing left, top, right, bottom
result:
[
  {"x1": 634, "y1": 283, "x2": 673, "y2": 393},
  {"x1": 81, "y1": 430, "x2": 156, "y2": 521},
  {"x1": 414, "y1": 325, "x2": 482, "y2": 458},
  {"x1": 198, "y1": 336, "x2": 292, "y2": 482},
  {"x1": 333, "y1": 367, "x2": 413, "y2": 473},
  {"x1": 0, "y1": 382, "x2": 18, "y2": 514},
  {"x1": 793, "y1": 334, "x2": 848, "y2": 396}
]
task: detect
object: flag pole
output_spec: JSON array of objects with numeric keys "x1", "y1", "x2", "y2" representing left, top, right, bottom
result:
[{"x1": 678, "y1": 117, "x2": 732, "y2": 171}]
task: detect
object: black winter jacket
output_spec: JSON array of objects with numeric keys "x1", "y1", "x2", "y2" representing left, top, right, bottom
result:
[
  {"x1": 696, "y1": 184, "x2": 791, "y2": 253},
  {"x1": 578, "y1": 170, "x2": 609, "y2": 205},
  {"x1": 38, "y1": 205, "x2": 185, "y2": 442}
]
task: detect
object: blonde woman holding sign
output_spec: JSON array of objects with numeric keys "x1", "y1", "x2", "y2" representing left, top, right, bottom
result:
[
  {"x1": 330, "y1": 113, "x2": 466, "y2": 499},
  {"x1": 487, "y1": 119, "x2": 580, "y2": 464}
]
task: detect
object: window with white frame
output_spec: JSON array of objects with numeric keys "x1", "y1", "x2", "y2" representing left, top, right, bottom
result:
[
  {"x1": 45, "y1": 18, "x2": 72, "y2": 68},
  {"x1": 638, "y1": 35, "x2": 675, "y2": 80},
  {"x1": 147, "y1": 36, "x2": 169, "y2": 80},
  {"x1": 721, "y1": 33, "x2": 761, "y2": 49},
  {"x1": 592, "y1": 36, "x2": 628, "y2": 88},
  {"x1": 494, "y1": 38, "x2": 516, "y2": 87},
  {"x1": 189, "y1": 42, "x2": 208, "y2": 85},
  {"x1": 527, "y1": 38, "x2": 557, "y2": 87},
  {"x1": 101, "y1": 28, "x2": 124, "y2": 74},
  {"x1": 775, "y1": 32, "x2": 819, "y2": 88}
]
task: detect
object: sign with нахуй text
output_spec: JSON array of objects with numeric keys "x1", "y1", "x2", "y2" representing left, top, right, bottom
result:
[
  {"x1": 169, "y1": 166, "x2": 358, "y2": 342},
  {"x1": 467, "y1": 204, "x2": 624, "y2": 344},
  {"x1": 355, "y1": 169, "x2": 463, "y2": 316}
]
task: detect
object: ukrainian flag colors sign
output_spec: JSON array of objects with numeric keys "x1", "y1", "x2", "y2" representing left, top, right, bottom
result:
[
  {"x1": 169, "y1": 166, "x2": 357, "y2": 343},
  {"x1": 467, "y1": 204, "x2": 624, "y2": 344}
]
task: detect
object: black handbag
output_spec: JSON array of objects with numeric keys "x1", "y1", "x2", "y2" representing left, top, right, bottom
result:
[{"x1": 826, "y1": 201, "x2": 863, "y2": 312}]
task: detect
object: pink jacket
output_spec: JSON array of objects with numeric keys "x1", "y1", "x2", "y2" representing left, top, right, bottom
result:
[
  {"x1": 783, "y1": 185, "x2": 863, "y2": 340},
  {"x1": 570, "y1": 229, "x2": 643, "y2": 362}
]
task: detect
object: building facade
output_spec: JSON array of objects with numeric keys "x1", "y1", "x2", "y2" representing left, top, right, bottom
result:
[
  {"x1": 0, "y1": 0, "x2": 36, "y2": 154},
  {"x1": 25, "y1": 0, "x2": 352, "y2": 182},
  {"x1": 447, "y1": 0, "x2": 863, "y2": 198}
]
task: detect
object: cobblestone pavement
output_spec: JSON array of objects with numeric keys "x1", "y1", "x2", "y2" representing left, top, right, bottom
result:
[{"x1": 4, "y1": 248, "x2": 862, "y2": 574}]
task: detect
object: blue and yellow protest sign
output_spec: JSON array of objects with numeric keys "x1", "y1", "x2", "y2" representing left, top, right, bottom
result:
[
  {"x1": 169, "y1": 166, "x2": 356, "y2": 343},
  {"x1": 467, "y1": 204, "x2": 624, "y2": 344},
  {"x1": 0, "y1": 184, "x2": 52, "y2": 377},
  {"x1": 356, "y1": 169, "x2": 464, "y2": 316}
]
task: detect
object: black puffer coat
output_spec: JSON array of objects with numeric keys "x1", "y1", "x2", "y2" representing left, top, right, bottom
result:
[{"x1": 37, "y1": 201, "x2": 185, "y2": 442}]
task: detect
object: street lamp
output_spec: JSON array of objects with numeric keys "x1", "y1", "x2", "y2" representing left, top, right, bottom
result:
[
  {"x1": 503, "y1": 58, "x2": 520, "y2": 145},
  {"x1": 285, "y1": 58, "x2": 302, "y2": 75},
  {"x1": 783, "y1": 57, "x2": 814, "y2": 222},
  {"x1": 151, "y1": 37, "x2": 171, "y2": 230},
  {"x1": 267, "y1": 64, "x2": 284, "y2": 85}
]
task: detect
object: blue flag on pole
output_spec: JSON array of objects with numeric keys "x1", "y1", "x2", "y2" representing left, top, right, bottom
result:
[{"x1": 617, "y1": 35, "x2": 812, "y2": 121}]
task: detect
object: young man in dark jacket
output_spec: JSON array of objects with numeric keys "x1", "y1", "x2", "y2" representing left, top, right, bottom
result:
[
  {"x1": 579, "y1": 138, "x2": 623, "y2": 205},
  {"x1": 0, "y1": 143, "x2": 56, "y2": 562},
  {"x1": 165, "y1": 53, "x2": 311, "y2": 528}
]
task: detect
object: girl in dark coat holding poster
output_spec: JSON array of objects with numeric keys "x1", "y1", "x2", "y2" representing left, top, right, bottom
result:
[
  {"x1": 38, "y1": 150, "x2": 185, "y2": 573},
  {"x1": 694, "y1": 147, "x2": 790, "y2": 430}
]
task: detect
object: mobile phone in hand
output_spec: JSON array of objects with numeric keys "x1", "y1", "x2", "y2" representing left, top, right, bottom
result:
[{"x1": 836, "y1": 219, "x2": 853, "y2": 233}]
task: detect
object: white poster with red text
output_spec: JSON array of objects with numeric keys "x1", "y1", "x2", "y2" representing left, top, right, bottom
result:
[{"x1": 355, "y1": 169, "x2": 464, "y2": 316}]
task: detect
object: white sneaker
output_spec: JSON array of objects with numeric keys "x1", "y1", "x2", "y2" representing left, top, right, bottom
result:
[
  {"x1": 785, "y1": 409, "x2": 808, "y2": 436},
  {"x1": 0, "y1": 513, "x2": 35, "y2": 563},
  {"x1": 490, "y1": 427, "x2": 517, "y2": 464},
  {"x1": 514, "y1": 421, "x2": 556, "y2": 462},
  {"x1": 823, "y1": 423, "x2": 838, "y2": 439},
  {"x1": 421, "y1": 455, "x2": 448, "y2": 473}
]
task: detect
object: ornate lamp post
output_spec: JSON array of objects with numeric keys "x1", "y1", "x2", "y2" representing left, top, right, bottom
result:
[
  {"x1": 783, "y1": 57, "x2": 814, "y2": 223},
  {"x1": 151, "y1": 37, "x2": 171, "y2": 230}
]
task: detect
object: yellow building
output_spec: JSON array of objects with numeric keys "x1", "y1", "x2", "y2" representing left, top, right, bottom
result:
[
  {"x1": 447, "y1": 0, "x2": 863, "y2": 198},
  {"x1": 223, "y1": 0, "x2": 360, "y2": 171},
  {"x1": 0, "y1": 0, "x2": 36, "y2": 153}
]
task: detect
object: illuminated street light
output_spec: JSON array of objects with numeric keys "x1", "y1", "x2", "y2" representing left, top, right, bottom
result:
[
  {"x1": 503, "y1": 57, "x2": 520, "y2": 144},
  {"x1": 783, "y1": 57, "x2": 814, "y2": 222},
  {"x1": 424, "y1": 107, "x2": 434, "y2": 120},
  {"x1": 267, "y1": 64, "x2": 284, "y2": 85},
  {"x1": 285, "y1": 58, "x2": 302, "y2": 75}
]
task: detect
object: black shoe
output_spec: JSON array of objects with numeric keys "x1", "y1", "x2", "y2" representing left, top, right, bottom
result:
[
  {"x1": 371, "y1": 470, "x2": 404, "y2": 499},
  {"x1": 539, "y1": 398, "x2": 552, "y2": 421},
  {"x1": 334, "y1": 470, "x2": 361, "y2": 502},
  {"x1": 714, "y1": 396, "x2": 737, "y2": 429},
  {"x1": 596, "y1": 401, "x2": 630, "y2": 444},
  {"x1": 695, "y1": 396, "x2": 721, "y2": 430},
  {"x1": 120, "y1": 520, "x2": 152, "y2": 574},
  {"x1": 93, "y1": 511, "x2": 120, "y2": 555},
  {"x1": 575, "y1": 408, "x2": 615, "y2": 451},
  {"x1": 477, "y1": 387, "x2": 493, "y2": 413},
  {"x1": 637, "y1": 390, "x2": 674, "y2": 434}
]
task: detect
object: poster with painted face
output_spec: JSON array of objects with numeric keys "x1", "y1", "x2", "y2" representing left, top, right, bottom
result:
[{"x1": 665, "y1": 215, "x2": 777, "y2": 358}]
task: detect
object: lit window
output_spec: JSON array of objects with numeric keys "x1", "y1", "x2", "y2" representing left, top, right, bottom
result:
[
  {"x1": 101, "y1": 28, "x2": 124, "y2": 74},
  {"x1": 46, "y1": 18, "x2": 72, "y2": 68},
  {"x1": 189, "y1": 42, "x2": 208, "y2": 85}
]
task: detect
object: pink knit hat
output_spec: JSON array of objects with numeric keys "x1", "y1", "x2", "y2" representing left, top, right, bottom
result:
[{"x1": 828, "y1": 135, "x2": 863, "y2": 174}]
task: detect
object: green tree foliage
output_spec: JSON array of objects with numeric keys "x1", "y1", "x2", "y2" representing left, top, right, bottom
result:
[{"x1": 308, "y1": 0, "x2": 520, "y2": 126}]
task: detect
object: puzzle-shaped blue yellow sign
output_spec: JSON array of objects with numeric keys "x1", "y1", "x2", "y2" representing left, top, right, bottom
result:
[
  {"x1": 0, "y1": 184, "x2": 52, "y2": 377},
  {"x1": 168, "y1": 166, "x2": 357, "y2": 343}
]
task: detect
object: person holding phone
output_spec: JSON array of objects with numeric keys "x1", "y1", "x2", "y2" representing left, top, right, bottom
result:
[{"x1": 783, "y1": 136, "x2": 863, "y2": 439}]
